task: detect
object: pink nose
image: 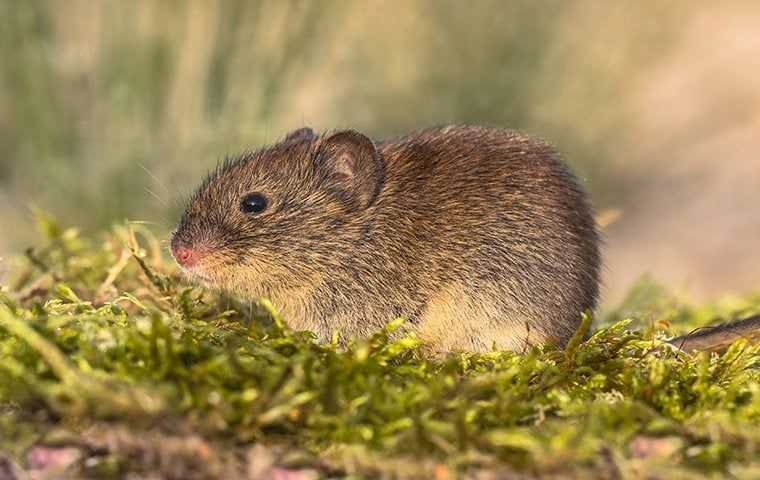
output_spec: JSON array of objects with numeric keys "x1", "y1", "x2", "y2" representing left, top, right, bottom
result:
[{"x1": 172, "y1": 244, "x2": 202, "y2": 268}]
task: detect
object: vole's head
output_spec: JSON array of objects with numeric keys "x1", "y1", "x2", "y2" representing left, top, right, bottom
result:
[{"x1": 170, "y1": 127, "x2": 385, "y2": 297}]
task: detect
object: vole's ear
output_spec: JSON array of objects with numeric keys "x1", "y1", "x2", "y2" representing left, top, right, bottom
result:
[
  {"x1": 315, "y1": 130, "x2": 385, "y2": 210},
  {"x1": 283, "y1": 127, "x2": 315, "y2": 144}
]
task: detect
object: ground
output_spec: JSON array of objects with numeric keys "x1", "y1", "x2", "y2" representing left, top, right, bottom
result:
[{"x1": 1, "y1": 215, "x2": 759, "y2": 479}]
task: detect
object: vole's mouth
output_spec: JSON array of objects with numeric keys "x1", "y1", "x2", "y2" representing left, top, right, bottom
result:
[{"x1": 180, "y1": 266, "x2": 212, "y2": 283}]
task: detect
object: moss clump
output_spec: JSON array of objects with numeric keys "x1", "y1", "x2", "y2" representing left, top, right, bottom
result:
[{"x1": 1, "y1": 215, "x2": 759, "y2": 479}]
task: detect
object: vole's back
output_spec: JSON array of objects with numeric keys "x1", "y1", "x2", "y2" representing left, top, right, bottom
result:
[{"x1": 355, "y1": 126, "x2": 600, "y2": 351}]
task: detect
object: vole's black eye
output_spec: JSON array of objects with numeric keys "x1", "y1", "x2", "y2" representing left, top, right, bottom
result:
[{"x1": 240, "y1": 193, "x2": 268, "y2": 214}]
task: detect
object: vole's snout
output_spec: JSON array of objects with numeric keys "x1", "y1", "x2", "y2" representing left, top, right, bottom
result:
[{"x1": 170, "y1": 237, "x2": 206, "y2": 269}]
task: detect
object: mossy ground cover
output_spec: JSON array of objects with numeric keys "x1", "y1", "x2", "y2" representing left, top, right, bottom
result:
[{"x1": 1, "y1": 216, "x2": 759, "y2": 479}]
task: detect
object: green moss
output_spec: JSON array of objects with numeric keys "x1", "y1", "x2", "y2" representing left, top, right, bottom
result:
[{"x1": 1, "y1": 215, "x2": 759, "y2": 478}]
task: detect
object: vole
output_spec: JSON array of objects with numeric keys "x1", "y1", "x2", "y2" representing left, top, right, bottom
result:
[
  {"x1": 170, "y1": 125, "x2": 758, "y2": 354},
  {"x1": 171, "y1": 125, "x2": 600, "y2": 352}
]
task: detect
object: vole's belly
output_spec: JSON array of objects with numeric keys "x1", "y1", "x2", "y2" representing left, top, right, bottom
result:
[
  {"x1": 414, "y1": 283, "x2": 561, "y2": 353},
  {"x1": 284, "y1": 279, "x2": 568, "y2": 353}
]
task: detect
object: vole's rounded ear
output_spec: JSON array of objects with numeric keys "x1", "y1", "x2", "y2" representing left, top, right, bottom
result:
[
  {"x1": 283, "y1": 127, "x2": 315, "y2": 144},
  {"x1": 315, "y1": 130, "x2": 385, "y2": 210}
]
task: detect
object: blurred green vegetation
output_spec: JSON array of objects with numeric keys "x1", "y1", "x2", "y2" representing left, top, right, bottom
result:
[
  {"x1": 0, "y1": 1, "x2": 686, "y2": 251},
  {"x1": 3, "y1": 1, "x2": 760, "y2": 303}
]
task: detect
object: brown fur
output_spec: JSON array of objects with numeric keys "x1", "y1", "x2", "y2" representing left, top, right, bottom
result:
[{"x1": 172, "y1": 125, "x2": 601, "y2": 353}]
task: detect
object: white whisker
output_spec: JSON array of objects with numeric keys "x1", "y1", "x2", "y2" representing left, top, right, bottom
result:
[
  {"x1": 145, "y1": 186, "x2": 169, "y2": 207},
  {"x1": 137, "y1": 162, "x2": 170, "y2": 195}
]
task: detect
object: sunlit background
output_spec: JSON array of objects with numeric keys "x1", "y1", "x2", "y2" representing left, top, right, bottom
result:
[{"x1": 1, "y1": 1, "x2": 759, "y2": 309}]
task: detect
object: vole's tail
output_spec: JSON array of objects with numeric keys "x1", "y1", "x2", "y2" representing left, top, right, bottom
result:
[{"x1": 669, "y1": 314, "x2": 760, "y2": 353}]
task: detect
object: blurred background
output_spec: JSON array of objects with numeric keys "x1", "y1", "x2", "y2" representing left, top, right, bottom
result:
[{"x1": 1, "y1": 0, "x2": 759, "y2": 309}]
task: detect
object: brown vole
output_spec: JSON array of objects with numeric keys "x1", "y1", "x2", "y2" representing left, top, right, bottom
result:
[{"x1": 171, "y1": 125, "x2": 601, "y2": 352}]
